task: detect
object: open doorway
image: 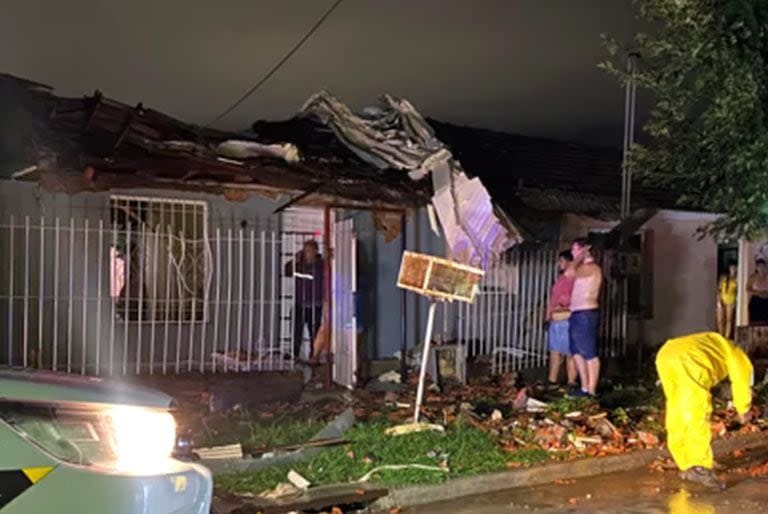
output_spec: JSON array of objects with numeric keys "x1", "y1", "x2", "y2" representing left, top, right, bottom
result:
[{"x1": 717, "y1": 243, "x2": 738, "y2": 339}]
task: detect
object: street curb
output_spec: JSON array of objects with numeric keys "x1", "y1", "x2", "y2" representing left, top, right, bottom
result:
[
  {"x1": 202, "y1": 407, "x2": 355, "y2": 475},
  {"x1": 372, "y1": 432, "x2": 768, "y2": 511}
]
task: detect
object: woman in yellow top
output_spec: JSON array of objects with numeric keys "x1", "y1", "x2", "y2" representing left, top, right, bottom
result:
[{"x1": 717, "y1": 262, "x2": 737, "y2": 339}]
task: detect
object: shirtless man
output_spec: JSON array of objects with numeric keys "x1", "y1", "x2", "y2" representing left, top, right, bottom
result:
[
  {"x1": 748, "y1": 259, "x2": 768, "y2": 325},
  {"x1": 565, "y1": 238, "x2": 603, "y2": 397}
]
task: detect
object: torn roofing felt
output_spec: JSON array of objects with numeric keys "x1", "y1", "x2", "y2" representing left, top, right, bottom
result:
[{"x1": 297, "y1": 91, "x2": 522, "y2": 270}]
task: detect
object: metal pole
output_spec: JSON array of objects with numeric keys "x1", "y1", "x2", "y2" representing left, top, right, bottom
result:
[
  {"x1": 212, "y1": 228, "x2": 222, "y2": 373},
  {"x1": 236, "y1": 228, "x2": 245, "y2": 371},
  {"x1": 621, "y1": 53, "x2": 638, "y2": 220},
  {"x1": 400, "y1": 212, "x2": 408, "y2": 383},
  {"x1": 53, "y1": 218, "x2": 61, "y2": 371},
  {"x1": 258, "y1": 230, "x2": 266, "y2": 370},
  {"x1": 247, "y1": 229, "x2": 256, "y2": 371},
  {"x1": 82, "y1": 219, "x2": 90, "y2": 375},
  {"x1": 95, "y1": 220, "x2": 104, "y2": 375},
  {"x1": 7, "y1": 216, "x2": 14, "y2": 366},
  {"x1": 323, "y1": 206, "x2": 333, "y2": 388},
  {"x1": 67, "y1": 218, "x2": 75, "y2": 374},
  {"x1": 37, "y1": 217, "x2": 45, "y2": 369},
  {"x1": 108, "y1": 221, "x2": 116, "y2": 375},
  {"x1": 135, "y1": 222, "x2": 144, "y2": 375},
  {"x1": 23, "y1": 216, "x2": 30, "y2": 368},
  {"x1": 414, "y1": 301, "x2": 437, "y2": 424},
  {"x1": 150, "y1": 224, "x2": 160, "y2": 375},
  {"x1": 162, "y1": 226, "x2": 173, "y2": 374},
  {"x1": 175, "y1": 230, "x2": 184, "y2": 374}
]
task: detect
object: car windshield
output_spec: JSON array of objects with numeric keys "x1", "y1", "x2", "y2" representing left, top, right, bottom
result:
[{"x1": 0, "y1": 403, "x2": 118, "y2": 467}]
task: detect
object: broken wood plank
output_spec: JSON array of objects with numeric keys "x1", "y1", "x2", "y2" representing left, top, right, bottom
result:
[
  {"x1": 222, "y1": 484, "x2": 389, "y2": 514},
  {"x1": 250, "y1": 437, "x2": 348, "y2": 457}
]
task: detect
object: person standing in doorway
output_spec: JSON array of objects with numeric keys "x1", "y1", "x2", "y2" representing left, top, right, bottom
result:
[
  {"x1": 546, "y1": 250, "x2": 578, "y2": 390},
  {"x1": 717, "y1": 261, "x2": 738, "y2": 339},
  {"x1": 566, "y1": 238, "x2": 602, "y2": 398},
  {"x1": 285, "y1": 240, "x2": 324, "y2": 361},
  {"x1": 748, "y1": 258, "x2": 768, "y2": 325}
]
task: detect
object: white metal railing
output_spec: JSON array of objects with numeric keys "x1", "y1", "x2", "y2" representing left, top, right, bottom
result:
[
  {"x1": 457, "y1": 248, "x2": 628, "y2": 374},
  {"x1": 0, "y1": 215, "x2": 292, "y2": 375}
]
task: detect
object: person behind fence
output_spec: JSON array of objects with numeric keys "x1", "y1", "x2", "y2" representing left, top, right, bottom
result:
[
  {"x1": 655, "y1": 332, "x2": 753, "y2": 490},
  {"x1": 284, "y1": 240, "x2": 324, "y2": 361},
  {"x1": 566, "y1": 238, "x2": 602, "y2": 398},
  {"x1": 546, "y1": 250, "x2": 578, "y2": 390}
]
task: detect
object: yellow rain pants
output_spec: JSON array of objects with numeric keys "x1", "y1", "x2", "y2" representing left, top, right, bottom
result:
[{"x1": 655, "y1": 332, "x2": 753, "y2": 471}]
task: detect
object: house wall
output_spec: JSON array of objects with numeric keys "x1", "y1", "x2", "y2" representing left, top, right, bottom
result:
[
  {"x1": 0, "y1": 181, "x2": 280, "y2": 227},
  {"x1": 0, "y1": 180, "x2": 439, "y2": 373},
  {"x1": 558, "y1": 209, "x2": 719, "y2": 349},
  {"x1": 0, "y1": 180, "x2": 287, "y2": 374},
  {"x1": 639, "y1": 211, "x2": 719, "y2": 346},
  {"x1": 353, "y1": 208, "x2": 444, "y2": 360}
]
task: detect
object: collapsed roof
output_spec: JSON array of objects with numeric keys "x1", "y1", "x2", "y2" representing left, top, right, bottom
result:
[
  {"x1": 0, "y1": 74, "x2": 519, "y2": 268},
  {"x1": 0, "y1": 73, "x2": 428, "y2": 209}
]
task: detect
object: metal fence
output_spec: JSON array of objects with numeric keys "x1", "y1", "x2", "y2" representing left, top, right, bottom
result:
[
  {"x1": 457, "y1": 248, "x2": 628, "y2": 374},
  {"x1": 0, "y1": 215, "x2": 298, "y2": 375}
]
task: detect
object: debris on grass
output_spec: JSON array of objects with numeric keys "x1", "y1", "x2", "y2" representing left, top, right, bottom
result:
[
  {"x1": 195, "y1": 443, "x2": 243, "y2": 460},
  {"x1": 357, "y1": 464, "x2": 449, "y2": 482},
  {"x1": 288, "y1": 469, "x2": 311, "y2": 491},
  {"x1": 259, "y1": 482, "x2": 302, "y2": 500},
  {"x1": 385, "y1": 423, "x2": 445, "y2": 436},
  {"x1": 199, "y1": 370, "x2": 768, "y2": 499}
]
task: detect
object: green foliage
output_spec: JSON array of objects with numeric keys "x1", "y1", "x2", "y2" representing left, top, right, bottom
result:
[
  {"x1": 546, "y1": 396, "x2": 595, "y2": 416},
  {"x1": 189, "y1": 411, "x2": 325, "y2": 452},
  {"x1": 611, "y1": 407, "x2": 631, "y2": 426},
  {"x1": 602, "y1": 0, "x2": 768, "y2": 237},
  {"x1": 216, "y1": 421, "x2": 512, "y2": 494}
]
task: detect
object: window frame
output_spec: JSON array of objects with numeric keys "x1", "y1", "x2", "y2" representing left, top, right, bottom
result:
[{"x1": 109, "y1": 194, "x2": 210, "y2": 324}]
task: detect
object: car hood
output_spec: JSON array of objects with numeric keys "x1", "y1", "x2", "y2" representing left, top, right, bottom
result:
[{"x1": 0, "y1": 368, "x2": 174, "y2": 409}]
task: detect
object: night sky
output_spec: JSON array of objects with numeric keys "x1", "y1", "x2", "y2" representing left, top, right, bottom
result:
[{"x1": 0, "y1": 0, "x2": 640, "y2": 147}]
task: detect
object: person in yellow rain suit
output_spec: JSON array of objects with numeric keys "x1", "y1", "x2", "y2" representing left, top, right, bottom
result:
[{"x1": 655, "y1": 332, "x2": 753, "y2": 490}]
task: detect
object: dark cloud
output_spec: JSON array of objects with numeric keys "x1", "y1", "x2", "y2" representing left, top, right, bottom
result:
[{"x1": 0, "y1": 0, "x2": 638, "y2": 145}]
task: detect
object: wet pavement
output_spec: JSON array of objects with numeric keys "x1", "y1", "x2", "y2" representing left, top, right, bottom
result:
[{"x1": 406, "y1": 455, "x2": 768, "y2": 514}]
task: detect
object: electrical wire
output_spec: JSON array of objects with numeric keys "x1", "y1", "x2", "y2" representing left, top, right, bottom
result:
[{"x1": 206, "y1": 0, "x2": 345, "y2": 127}]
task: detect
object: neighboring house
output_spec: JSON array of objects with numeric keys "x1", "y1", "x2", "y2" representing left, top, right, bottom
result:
[{"x1": 432, "y1": 121, "x2": 723, "y2": 357}]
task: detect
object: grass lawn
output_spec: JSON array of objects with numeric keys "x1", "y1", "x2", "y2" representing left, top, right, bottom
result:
[
  {"x1": 186, "y1": 410, "x2": 326, "y2": 453},
  {"x1": 216, "y1": 420, "x2": 518, "y2": 494}
]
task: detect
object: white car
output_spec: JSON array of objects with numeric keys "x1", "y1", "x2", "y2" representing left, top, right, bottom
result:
[{"x1": 0, "y1": 369, "x2": 212, "y2": 514}]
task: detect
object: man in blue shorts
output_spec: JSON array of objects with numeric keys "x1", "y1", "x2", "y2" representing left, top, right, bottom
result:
[{"x1": 566, "y1": 238, "x2": 602, "y2": 397}]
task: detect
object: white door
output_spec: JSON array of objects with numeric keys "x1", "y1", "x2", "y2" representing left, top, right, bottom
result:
[{"x1": 332, "y1": 217, "x2": 357, "y2": 388}]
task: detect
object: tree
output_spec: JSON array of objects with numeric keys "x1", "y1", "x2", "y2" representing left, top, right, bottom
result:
[{"x1": 602, "y1": 0, "x2": 768, "y2": 237}]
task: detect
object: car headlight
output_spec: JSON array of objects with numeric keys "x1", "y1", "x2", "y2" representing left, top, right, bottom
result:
[{"x1": 109, "y1": 406, "x2": 177, "y2": 472}]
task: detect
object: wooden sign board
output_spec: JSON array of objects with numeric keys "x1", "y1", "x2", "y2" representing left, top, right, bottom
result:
[{"x1": 396, "y1": 251, "x2": 484, "y2": 303}]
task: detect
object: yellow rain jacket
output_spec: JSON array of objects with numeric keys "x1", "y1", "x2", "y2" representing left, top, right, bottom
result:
[{"x1": 655, "y1": 332, "x2": 753, "y2": 471}]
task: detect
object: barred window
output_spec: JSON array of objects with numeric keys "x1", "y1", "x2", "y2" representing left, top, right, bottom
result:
[{"x1": 109, "y1": 195, "x2": 209, "y2": 322}]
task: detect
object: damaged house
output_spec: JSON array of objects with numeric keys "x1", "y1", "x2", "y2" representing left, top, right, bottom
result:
[{"x1": 0, "y1": 74, "x2": 517, "y2": 386}]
